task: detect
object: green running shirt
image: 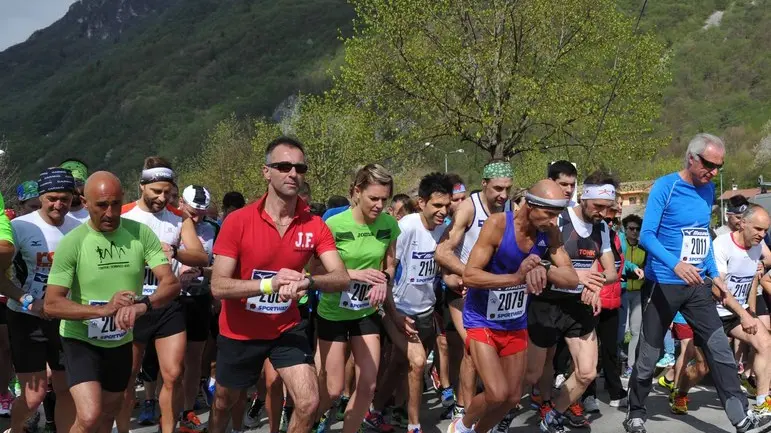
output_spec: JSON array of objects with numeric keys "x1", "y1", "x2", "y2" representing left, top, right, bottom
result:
[
  {"x1": 317, "y1": 209, "x2": 399, "y2": 321},
  {"x1": 47, "y1": 219, "x2": 168, "y2": 347}
]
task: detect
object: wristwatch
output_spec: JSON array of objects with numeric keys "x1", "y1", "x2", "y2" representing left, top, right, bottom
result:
[
  {"x1": 306, "y1": 275, "x2": 316, "y2": 290},
  {"x1": 134, "y1": 295, "x2": 152, "y2": 311},
  {"x1": 539, "y1": 260, "x2": 552, "y2": 273}
]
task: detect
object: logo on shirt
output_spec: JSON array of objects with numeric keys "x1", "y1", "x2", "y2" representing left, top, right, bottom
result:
[
  {"x1": 36, "y1": 252, "x2": 54, "y2": 268},
  {"x1": 376, "y1": 229, "x2": 392, "y2": 240},
  {"x1": 411, "y1": 251, "x2": 435, "y2": 260},
  {"x1": 477, "y1": 219, "x2": 484, "y2": 227},
  {"x1": 294, "y1": 232, "x2": 315, "y2": 250},
  {"x1": 335, "y1": 232, "x2": 355, "y2": 242},
  {"x1": 96, "y1": 241, "x2": 128, "y2": 269},
  {"x1": 30, "y1": 240, "x2": 42, "y2": 247},
  {"x1": 537, "y1": 239, "x2": 547, "y2": 247}
]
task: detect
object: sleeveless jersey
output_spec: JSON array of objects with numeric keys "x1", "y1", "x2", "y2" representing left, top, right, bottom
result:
[
  {"x1": 543, "y1": 207, "x2": 609, "y2": 300},
  {"x1": 463, "y1": 211, "x2": 548, "y2": 331},
  {"x1": 455, "y1": 192, "x2": 511, "y2": 264}
]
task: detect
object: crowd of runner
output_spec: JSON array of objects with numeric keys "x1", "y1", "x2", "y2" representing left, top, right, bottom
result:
[{"x1": 0, "y1": 133, "x2": 769, "y2": 433}]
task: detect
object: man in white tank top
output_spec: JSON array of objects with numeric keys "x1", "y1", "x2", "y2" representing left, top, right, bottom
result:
[
  {"x1": 435, "y1": 160, "x2": 513, "y2": 423},
  {"x1": 671, "y1": 205, "x2": 771, "y2": 416}
]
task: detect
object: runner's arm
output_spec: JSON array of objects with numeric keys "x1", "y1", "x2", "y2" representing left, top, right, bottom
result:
[
  {"x1": 148, "y1": 263, "x2": 181, "y2": 309},
  {"x1": 599, "y1": 250, "x2": 618, "y2": 284},
  {"x1": 435, "y1": 200, "x2": 473, "y2": 276},
  {"x1": 546, "y1": 237, "x2": 580, "y2": 289},
  {"x1": 711, "y1": 271, "x2": 755, "y2": 320},
  {"x1": 210, "y1": 255, "x2": 262, "y2": 299},
  {"x1": 175, "y1": 218, "x2": 208, "y2": 267},
  {"x1": 639, "y1": 179, "x2": 681, "y2": 270},
  {"x1": 761, "y1": 272, "x2": 771, "y2": 298},
  {"x1": 463, "y1": 214, "x2": 523, "y2": 289},
  {"x1": 45, "y1": 285, "x2": 125, "y2": 319},
  {"x1": 312, "y1": 249, "x2": 350, "y2": 293},
  {"x1": 0, "y1": 241, "x2": 25, "y2": 303},
  {"x1": 762, "y1": 243, "x2": 771, "y2": 269}
]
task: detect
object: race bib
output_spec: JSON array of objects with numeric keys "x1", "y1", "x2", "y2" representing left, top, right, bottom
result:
[
  {"x1": 86, "y1": 301, "x2": 127, "y2": 341},
  {"x1": 552, "y1": 259, "x2": 594, "y2": 294},
  {"x1": 728, "y1": 274, "x2": 754, "y2": 306},
  {"x1": 680, "y1": 228, "x2": 710, "y2": 265},
  {"x1": 142, "y1": 267, "x2": 158, "y2": 296},
  {"x1": 245, "y1": 270, "x2": 291, "y2": 315},
  {"x1": 27, "y1": 272, "x2": 48, "y2": 300},
  {"x1": 407, "y1": 251, "x2": 438, "y2": 285},
  {"x1": 340, "y1": 280, "x2": 371, "y2": 310},
  {"x1": 486, "y1": 285, "x2": 527, "y2": 321}
]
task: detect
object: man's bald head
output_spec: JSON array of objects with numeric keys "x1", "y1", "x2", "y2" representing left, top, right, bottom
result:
[
  {"x1": 84, "y1": 171, "x2": 122, "y2": 201},
  {"x1": 529, "y1": 179, "x2": 566, "y2": 201},
  {"x1": 83, "y1": 171, "x2": 124, "y2": 232}
]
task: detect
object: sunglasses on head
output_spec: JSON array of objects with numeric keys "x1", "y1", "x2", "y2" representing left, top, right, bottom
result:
[
  {"x1": 267, "y1": 162, "x2": 308, "y2": 174},
  {"x1": 697, "y1": 154, "x2": 723, "y2": 171}
]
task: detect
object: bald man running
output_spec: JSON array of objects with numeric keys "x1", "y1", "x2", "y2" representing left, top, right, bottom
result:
[
  {"x1": 448, "y1": 180, "x2": 578, "y2": 433},
  {"x1": 45, "y1": 172, "x2": 181, "y2": 433}
]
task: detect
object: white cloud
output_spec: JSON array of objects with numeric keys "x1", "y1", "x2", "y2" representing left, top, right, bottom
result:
[{"x1": 0, "y1": 0, "x2": 78, "y2": 51}]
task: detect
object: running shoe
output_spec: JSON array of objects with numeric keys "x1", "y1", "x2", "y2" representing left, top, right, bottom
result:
[
  {"x1": 364, "y1": 410, "x2": 395, "y2": 433},
  {"x1": 656, "y1": 353, "x2": 676, "y2": 369},
  {"x1": 315, "y1": 412, "x2": 330, "y2": 433},
  {"x1": 539, "y1": 408, "x2": 566, "y2": 433},
  {"x1": 441, "y1": 388, "x2": 456, "y2": 408},
  {"x1": 563, "y1": 403, "x2": 590, "y2": 428},
  {"x1": 670, "y1": 394, "x2": 688, "y2": 415},
  {"x1": 10, "y1": 377, "x2": 21, "y2": 398},
  {"x1": 553, "y1": 374, "x2": 566, "y2": 389},
  {"x1": 451, "y1": 405, "x2": 465, "y2": 421},
  {"x1": 622, "y1": 366, "x2": 633, "y2": 379},
  {"x1": 408, "y1": 428, "x2": 422, "y2": 433},
  {"x1": 439, "y1": 404, "x2": 455, "y2": 421},
  {"x1": 244, "y1": 396, "x2": 264, "y2": 428},
  {"x1": 582, "y1": 396, "x2": 600, "y2": 414},
  {"x1": 42, "y1": 422, "x2": 56, "y2": 433},
  {"x1": 610, "y1": 397, "x2": 628, "y2": 408},
  {"x1": 446, "y1": 418, "x2": 459, "y2": 433},
  {"x1": 623, "y1": 417, "x2": 646, "y2": 433},
  {"x1": 538, "y1": 402, "x2": 553, "y2": 421},
  {"x1": 752, "y1": 396, "x2": 771, "y2": 417},
  {"x1": 336, "y1": 396, "x2": 350, "y2": 421},
  {"x1": 137, "y1": 399, "x2": 157, "y2": 425},
  {"x1": 179, "y1": 411, "x2": 205, "y2": 433},
  {"x1": 736, "y1": 412, "x2": 771, "y2": 433},
  {"x1": 530, "y1": 390, "x2": 543, "y2": 410},
  {"x1": 493, "y1": 409, "x2": 515, "y2": 433},
  {"x1": 0, "y1": 392, "x2": 12, "y2": 417},
  {"x1": 657, "y1": 376, "x2": 675, "y2": 392}
]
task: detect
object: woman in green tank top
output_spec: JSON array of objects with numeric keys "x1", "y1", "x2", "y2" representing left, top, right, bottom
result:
[{"x1": 315, "y1": 164, "x2": 400, "y2": 433}]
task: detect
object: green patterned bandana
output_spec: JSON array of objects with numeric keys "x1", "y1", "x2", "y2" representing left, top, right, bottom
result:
[
  {"x1": 60, "y1": 159, "x2": 88, "y2": 183},
  {"x1": 482, "y1": 161, "x2": 513, "y2": 179},
  {"x1": 16, "y1": 181, "x2": 39, "y2": 202}
]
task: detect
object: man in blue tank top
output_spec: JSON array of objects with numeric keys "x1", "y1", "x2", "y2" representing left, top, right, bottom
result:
[
  {"x1": 446, "y1": 179, "x2": 578, "y2": 433},
  {"x1": 625, "y1": 133, "x2": 770, "y2": 433},
  {"x1": 524, "y1": 171, "x2": 618, "y2": 433}
]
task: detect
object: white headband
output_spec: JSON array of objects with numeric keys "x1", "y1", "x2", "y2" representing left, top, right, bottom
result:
[
  {"x1": 140, "y1": 167, "x2": 175, "y2": 185},
  {"x1": 582, "y1": 184, "x2": 616, "y2": 200}
]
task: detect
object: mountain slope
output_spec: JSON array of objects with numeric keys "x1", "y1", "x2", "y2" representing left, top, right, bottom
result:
[{"x1": 0, "y1": 0, "x2": 353, "y2": 179}]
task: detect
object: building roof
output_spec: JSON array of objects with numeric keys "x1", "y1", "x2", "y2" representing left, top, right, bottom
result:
[{"x1": 719, "y1": 188, "x2": 761, "y2": 201}]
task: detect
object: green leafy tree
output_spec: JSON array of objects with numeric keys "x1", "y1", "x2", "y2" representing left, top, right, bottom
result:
[{"x1": 338, "y1": 0, "x2": 671, "y2": 167}]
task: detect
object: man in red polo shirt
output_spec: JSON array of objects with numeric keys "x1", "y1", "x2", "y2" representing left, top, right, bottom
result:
[{"x1": 209, "y1": 136, "x2": 350, "y2": 433}]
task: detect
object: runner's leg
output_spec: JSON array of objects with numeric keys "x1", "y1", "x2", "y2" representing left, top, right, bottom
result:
[
  {"x1": 345, "y1": 334, "x2": 380, "y2": 433},
  {"x1": 116, "y1": 343, "x2": 146, "y2": 433},
  {"x1": 277, "y1": 364, "x2": 319, "y2": 433},
  {"x1": 553, "y1": 332, "x2": 598, "y2": 413},
  {"x1": 155, "y1": 332, "x2": 186, "y2": 433}
]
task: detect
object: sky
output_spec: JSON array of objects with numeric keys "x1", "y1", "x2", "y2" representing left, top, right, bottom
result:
[{"x1": 0, "y1": 0, "x2": 78, "y2": 51}]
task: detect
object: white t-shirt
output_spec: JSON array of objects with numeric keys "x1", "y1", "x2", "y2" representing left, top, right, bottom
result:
[
  {"x1": 713, "y1": 232, "x2": 762, "y2": 317},
  {"x1": 69, "y1": 207, "x2": 90, "y2": 223},
  {"x1": 9, "y1": 211, "x2": 81, "y2": 315},
  {"x1": 393, "y1": 213, "x2": 448, "y2": 315},
  {"x1": 122, "y1": 203, "x2": 182, "y2": 295},
  {"x1": 455, "y1": 192, "x2": 510, "y2": 264}
]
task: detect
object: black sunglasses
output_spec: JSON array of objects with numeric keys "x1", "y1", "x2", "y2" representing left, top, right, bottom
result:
[
  {"x1": 626, "y1": 226, "x2": 641, "y2": 231},
  {"x1": 697, "y1": 154, "x2": 723, "y2": 171},
  {"x1": 267, "y1": 162, "x2": 308, "y2": 174}
]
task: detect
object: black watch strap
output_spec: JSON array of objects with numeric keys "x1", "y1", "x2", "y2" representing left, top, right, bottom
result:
[{"x1": 136, "y1": 295, "x2": 152, "y2": 311}]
